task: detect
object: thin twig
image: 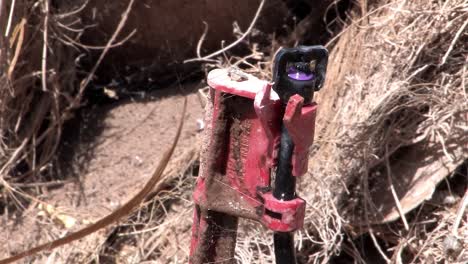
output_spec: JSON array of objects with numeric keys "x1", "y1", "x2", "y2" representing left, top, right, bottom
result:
[
  {"x1": 0, "y1": 138, "x2": 28, "y2": 176},
  {"x1": 184, "y1": 0, "x2": 265, "y2": 63},
  {"x1": 71, "y1": 0, "x2": 136, "y2": 107},
  {"x1": 363, "y1": 149, "x2": 391, "y2": 263},
  {"x1": 12, "y1": 180, "x2": 73, "y2": 188},
  {"x1": 385, "y1": 144, "x2": 410, "y2": 231},
  {"x1": 41, "y1": 0, "x2": 50, "y2": 92},
  {"x1": 4, "y1": 0, "x2": 15, "y2": 37},
  {"x1": 7, "y1": 18, "x2": 25, "y2": 79},
  {"x1": 54, "y1": 0, "x2": 89, "y2": 19},
  {"x1": 452, "y1": 188, "x2": 468, "y2": 236},
  {"x1": 325, "y1": 1, "x2": 395, "y2": 48},
  {"x1": 0, "y1": 99, "x2": 187, "y2": 264},
  {"x1": 196, "y1": 21, "x2": 208, "y2": 58},
  {"x1": 440, "y1": 19, "x2": 468, "y2": 66},
  {"x1": 58, "y1": 28, "x2": 137, "y2": 50},
  {"x1": 369, "y1": 231, "x2": 391, "y2": 263}
]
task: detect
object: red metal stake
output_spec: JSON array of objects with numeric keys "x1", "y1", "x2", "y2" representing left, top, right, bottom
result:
[
  {"x1": 189, "y1": 68, "x2": 317, "y2": 263},
  {"x1": 190, "y1": 43, "x2": 328, "y2": 264}
]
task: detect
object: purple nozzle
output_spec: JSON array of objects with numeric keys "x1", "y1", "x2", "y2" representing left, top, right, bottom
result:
[{"x1": 287, "y1": 67, "x2": 314, "y2": 81}]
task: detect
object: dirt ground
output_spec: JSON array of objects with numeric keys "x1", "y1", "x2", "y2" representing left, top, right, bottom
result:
[
  {"x1": 0, "y1": 0, "x2": 466, "y2": 263},
  {"x1": 0, "y1": 84, "x2": 204, "y2": 262}
]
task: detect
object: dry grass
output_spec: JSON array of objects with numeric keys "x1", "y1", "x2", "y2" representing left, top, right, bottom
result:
[
  {"x1": 1, "y1": 0, "x2": 467, "y2": 263},
  {"x1": 90, "y1": 0, "x2": 467, "y2": 263},
  {"x1": 301, "y1": 0, "x2": 467, "y2": 262},
  {"x1": 0, "y1": 0, "x2": 136, "y2": 212},
  {"x1": 90, "y1": 146, "x2": 199, "y2": 263},
  {"x1": 1, "y1": 0, "x2": 79, "y2": 211}
]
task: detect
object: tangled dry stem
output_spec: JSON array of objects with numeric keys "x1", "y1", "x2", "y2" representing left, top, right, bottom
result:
[
  {"x1": 118, "y1": 0, "x2": 467, "y2": 262},
  {"x1": 303, "y1": 0, "x2": 467, "y2": 262},
  {"x1": 0, "y1": 0, "x2": 466, "y2": 263},
  {"x1": 0, "y1": 0, "x2": 135, "y2": 213}
]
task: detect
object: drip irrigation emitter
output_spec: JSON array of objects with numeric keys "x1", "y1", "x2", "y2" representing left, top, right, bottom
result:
[{"x1": 190, "y1": 46, "x2": 328, "y2": 264}]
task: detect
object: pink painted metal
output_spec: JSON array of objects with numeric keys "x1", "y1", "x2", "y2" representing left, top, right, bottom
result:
[
  {"x1": 190, "y1": 68, "x2": 318, "y2": 263},
  {"x1": 283, "y1": 95, "x2": 317, "y2": 176},
  {"x1": 260, "y1": 192, "x2": 306, "y2": 232}
]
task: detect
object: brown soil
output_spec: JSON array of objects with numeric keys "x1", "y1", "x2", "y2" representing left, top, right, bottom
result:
[
  {"x1": 75, "y1": 0, "x2": 289, "y2": 79},
  {"x1": 0, "y1": 84, "x2": 204, "y2": 262}
]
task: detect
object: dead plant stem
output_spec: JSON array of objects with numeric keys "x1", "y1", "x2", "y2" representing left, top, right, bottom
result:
[
  {"x1": 4, "y1": 0, "x2": 15, "y2": 37},
  {"x1": 440, "y1": 19, "x2": 468, "y2": 66},
  {"x1": 0, "y1": 99, "x2": 187, "y2": 264},
  {"x1": 72, "y1": 0, "x2": 136, "y2": 107},
  {"x1": 385, "y1": 144, "x2": 410, "y2": 230},
  {"x1": 41, "y1": 0, "x2": 49, "y2": 92},
  {"x1": 452, "y1": 188, "x2": 468, "y2": 236},
  {"x1": 184, "y1": 0, "x2": 265, "y2": 63}
]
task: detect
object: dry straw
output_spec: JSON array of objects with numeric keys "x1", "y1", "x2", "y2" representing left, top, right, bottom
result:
[
  {"x1": 106, "y1": 0, "x2": 467, "y2": 262},
  {"x1": 0, "y1": 0, "x2": 134, "y2": 210},
  {"x1": 0, "y1": 0, "x2": 466, "y2": 262},
  {"x1": 302, "y1": 0, "x2": 467, "y2": 262}
]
